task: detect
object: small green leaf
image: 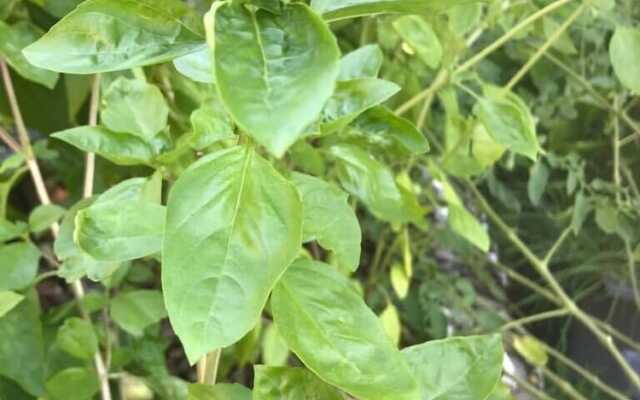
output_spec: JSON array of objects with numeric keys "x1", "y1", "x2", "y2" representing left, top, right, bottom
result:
[
  {"x1": 448, "y1": 205, "x2": 490, "y2": 252},
  {"x1": 610, "y1": 26, "x2": 640, "y2": 93},
  {"x1": 189, "y1": 95, "x2": 235, "y2": 150},
  {"x1": 0, "y1": 291, "x2": 23, "y2": 318},
  {"x1": 338, "y1": 44, "x2": 383, "y2": 80},
  {"x1": 571, "y1": 191, "x2": 591, "y2": 235},
  {"x1": 187, "y1": 383, "x2": 251, "y2": 400},
  {"x1": 393, "y1": 16, "x2": 442, "y2": 69},
  {"x1": 403, "y1": 334, "x2": 504, "y2": 400},
  {"x1": 312, "y1": 0, "x2": 480, "y2": 21},
  {"x1": 475, "y1": 86, "x2": 539, "y2": 160},
  {"x1": 0, "y1": 21, "x2": 58, "y2": 88},
  {"x1": 23, "y1": 0, "x2": 204, "y2": 73},
  {"x1": 209, "y1": 2, "x2": 340, "y2": 157},
  {"x1": 111, "y1": 290, "x2": 167, "y2": 336},
  {"x1": 28, "y1": 204, "x2": 65, "y2": 233},
  {"x1": 390, "y1": 263, "x2": 410, "y2": 299},
  {"x1": 292, "y1": 172, "x2": 361, "y2": 272},
  {"x1": 527, "y1": 161, "x2": 550, "y2": 207},
  {"x1": 173, "y1": 44, "x2": 214, "y2": 84},
  {"x1": 595, "y1": 203, "x2": 618, "y2": 235},
  {"x1": 322, "y1": 78, "x2": 400, "y2": 135},
  {"x1": 0, "y1": 242, "x2": 40, "y2": 291},
  {"x1": 56, "y1": 317, "x2": 98, "y2": 360},
  {"x1": 0, "y1": 219, "x2": 27, "y2": 242},
  {"x1": 348, "y1": 106, "x2": 429, "y2": 156},
  {"x1": 45, "y1": 367, "x2": 99, "y2": 400},
  {"x1": 101, "y1": 77, "x2": 169, "y2": 140},
  {"x1": 74, "y1": 177, "x2": 165, "y2": 262},
  {"x1": 272, "y1": 258, "x2": 420, "y2": 400},
  {"x1": 513, "y1": 335, "x2": 548, "y2": 367},
  {"x1": 262, "y1": 323, "x2": 289, "y2": 367},
  {"x1": 253, "y1": 366, "x2": 344, "y2": 400},
  {"x1": 380, "y1": 304, "x2": 401, "y2": 346},
  {"x1": 163, "y1": 146, "x2": 302, "y2": 363},
  {"x1": 52, "y1": 126, "x2": 155, "y2": 166}
]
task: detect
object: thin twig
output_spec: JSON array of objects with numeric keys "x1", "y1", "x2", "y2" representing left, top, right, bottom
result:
[
  {"x1": 501, "y1": 308, "x2": 569, "y2": 331},
  {"x1": 0, "y1": 125, "x2": 20, "y2": 153},
  {"x1": 83, "y1": 74, "x2": 101, "y2": 199}
]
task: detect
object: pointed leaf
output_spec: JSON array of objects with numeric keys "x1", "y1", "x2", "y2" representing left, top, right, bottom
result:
[
  {"x1": 28, "y1": 204, "x2": 65, "y2": 233},
  {"x1": 23, "y1": 0, "x2": 203, "y2": 73},
  {"x1": 272, "y1": 258, "x2": 420, "y2": 400},
  {"x1": 174, "y1": 44, "x2": 214, "y2": 84},
  {"x1": 338, "y1": 44, "x2": 383, "y2": 80},
  {"x1": 163, "y1": 146, "x2": 302, "y2": 363},
  {"x1": 610, "y1": 26, "x2": 640, "y2": 93},
  {"x1": 209, "y1": 2, "x2": 340, "y2": 157}
]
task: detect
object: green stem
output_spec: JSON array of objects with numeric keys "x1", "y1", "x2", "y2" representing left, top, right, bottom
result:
[
  {"x1": 540, "y1": 366, "x2": 589, "y2": 400},
  {"x1": 501, "y1": 308, "x2": 569, "y2": 331},
  {"x1": 507, "y1": 373, "x2": 558, "y2": 400},
  {"x1": 197, "y1": 349, "x2": 222, "y2": 385}
]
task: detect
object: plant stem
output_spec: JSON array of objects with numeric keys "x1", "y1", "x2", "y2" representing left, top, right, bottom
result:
[
  {"x1": 83, "y1": 74, "x2": 101, "y2": 199},
  {"x1": 507, "y1": 372, "x2": 558, "y2": 400},
  {"x1": 505, "y1": 3, "x2": 585, "y2": 91},
  {"x1": 1, "y1": 60, "x2": 113, "y2": 400},
  {"x1": 0, "y1": 125, "x2": 20, "y2": 153},
  {"x1": 501, "y1": 308, "x2": 569, "y2": 331},
  {"x1": 197, "y1": 349, "x2": 222, "y2": 384},
  {"x1": 395, "y1": 68, "x2": 449, "y2": 116},
  {"x1": 540, "y1": 365, "x2": 589, "y2": 400},
  {"x1": 467, "y1": 182, "x2": 640, "y2": 390}
]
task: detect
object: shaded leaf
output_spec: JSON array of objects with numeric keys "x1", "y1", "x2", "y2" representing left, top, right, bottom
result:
[
  {"x1": 187, "y1": 383, "x2": 251, "y2": 400},
  {"x1": 393, "y1": 15, "x2": 442, "y2": 69},
  {"x1": 56, "y1": 317, "x2": 98, "y2": 360},
  {"x1": 312, "y1": 0, "x2": 481, "y2": 21},
  {"x1": 338, "y1": 44, "x2": 383, "y2": 80},
  {"x1": 45, "y1": 367, "x2": 99, "y2": 400},
  {"x1": 28, "y1": 204, "x2": 65, "y2": 233},
  {"x1": 253, "y1": 366, "x2": 343, "y2": 400},
  {"x1": 0, "y1": 242, "x2": 40, "y2": 291},
  {"x1": 0, "y1": 290, "x2": 23, "y2": 318},
  {"x1": 111, "y1": 290, "x2": 167, "y2": 336}
]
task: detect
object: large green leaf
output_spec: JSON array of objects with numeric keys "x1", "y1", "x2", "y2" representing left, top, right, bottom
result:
[
  {"x1": 610, "y1": 26, "x2": 640, "y2": 93},
  {"x1": 45, "y1": 368, "x2": 99, "y2": 400},
  {"x1": 253, "y1": 366, "x2": 344, "y2": 400},
  {"x1": 56, "y1": 317, "x2": 98, "y2": 361},
  {"x1": 173, "y1": 44, "x2": 213, "y2": 84},
  {"x1": 292, "y1": 172, "x2": 361, "y2": 272},
  {"x1": 187, "y1": 383, "x2": 251, "y2": 400},
  {"x1": 52, "y1": 126, "x2": 155, "y2": 166},
  {"x1": 329, "y1": 144, "x2": 423, "y2": 224},
  {"x1": 0, "y1": 290, "x2": 23, "y2": 318},
  {"x1": 402, "y1": 334, "x2": 504, "y2": 400},
  {"x1": 28, "y1": 204, "x2": 65, "y2": 233},
  {"x1": 111, "y1": 290, "x2": 167, "y2": 336},
  {"x1": 321, "y1": 78, "x2": 400, "y2": 134},
  {"x1": 162, "y1": 145, "x2": 302, "y2": 363},
  {"x1": 23, "y1": 0, "x2": 203, "y2": 73},
  {"x1": 393, "y1": 15, "x2": 442, "y2": 69},
  {"x1": 272, "y1": 259, "x2": 420, "y2": 400},
  {"x1": 101, "y1": 77, "x2": 169, "y2": 140},
  {"x1": 347, "y1": 106, "x2": 429, "y2": 156},
  {"x1": 209, "y1": 2, "x2": 340, "y2": 157},
  {"x1": 0, "y1": 21, "x2": 58, "y2": 89},
  {"x1": 312, "y1": 0, "x2": 480, "y2": 21},
  {"x1": 0, "y1": 242, "x2": 40, "y2": 291},
  {"x1": 0, "y1": 291, "x2": 45, "y2": 396},
  {"x1": 75, "y1": 176, "x2": 165, "y2": 262}
]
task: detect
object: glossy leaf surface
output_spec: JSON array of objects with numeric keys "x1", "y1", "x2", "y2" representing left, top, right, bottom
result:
[
  {"x1": 210, "y1": 2, "x2": 340, "y2": 157},
  {"x1": 402, "y1": 334, "x2": 503, "y2": 400},
  {"x1": 292, "y1": 172, "x2": 361, "y2": 272},
  {"x1": 338, "y1": 44, "x2": 383, "y2": 80},
  {"x1": 272, "y1": 258, "x2": 420, "y2": 400},
  {"x1": 163, "y1": 146, "x2": 302, "y2": 363},
  {"x1": 23, "y1": 0, "x2": 203, "y2": 73}
]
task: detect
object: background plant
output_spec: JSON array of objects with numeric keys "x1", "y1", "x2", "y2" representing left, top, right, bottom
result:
[{"x1": 0, "y1": 0, "x2": 639, "y2": 399}]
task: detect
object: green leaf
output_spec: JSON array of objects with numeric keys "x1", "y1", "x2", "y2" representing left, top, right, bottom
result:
[
  {"x1": 610, "y1": 26, "x2": 640, "y2": 93},
  {"x1": 0, "y1": 242, "x2": 40, "y2": 291},
  {"x1": 111, "y1": 290, "x2": 167, "y2": 336},
  {"x1": 163, "y1": 145, "x2": 302, "y2": 363},
  {"x1": 28, "y1": 204, "x2": 65, "y2": 233},
  {"x1": 101, "y1": 77, "x2": 169, "y2": 140},
  {"x1": 292, "y1": 172, "x2": 361, "y2": 272},
  {"x1": 380, "y1": 304, "x2": 401, "y2": 346},
  {"x1": 448, "y1": 205, "x2": 490, "y2": 252},
  {"x1": 393, "y1": 16, "x2": 442, "y2": 69},
  {"x1": 322, "y1": 78, "x2": 400, "y2": 135},
  {"x1": 390, "y1": 263, "x2": 410, "y2": 299},
  {"x1": 403, "y1": 334, "x2": 504, "y2": 400},
  {"x1": 0, "y1": 291, "x2": 45, "y2": 396},
  {"x1": 513, "y1": 335, "x2": 547, "y2": 367},
  {"x1": 209, "y1": 2, "x2": 340, "y2": 157},
  {"x1": 0, "y1": 219, "x2": 27, "y2": 242},
  {"x1": 571, "y1": 191, "x2": 591, "y2": 235},
  {"x1": 187, "y1": 383, "x2": 251, "y2": 400},
  {"x1": 52, "y1": 126, "x2": 155, "y2": 166},
  {"x1": 75, "y1": 177, "x2": 165, "y2": 262},
  {"x1": 312, "y1": 0, "x2": 479, "y2": 21},
  {"x1": 45, "y1": 367, "x2": 99, "y2": 400},
  {"x1": 348, "y1": 106, "x2": 429, "y2": 156},
  {"x1": 23, "y1": 0, "x2": 204, "y2": 73},
  {"x1": 0, "y1": 290, "x2": 23, "y2": 318},
  {"x1": 272, "y1": 258, "x2": 420, "y2": 400},
  {"x1": 262, "y1": 323, "x2": 289, "y2": 367},
  {"x1": 56, "y1": 317, "x2": 98, "y2": 360},
  {"x1": 487, "y1": 382, "x2": 515, "y2": 400},
  {"x1": 190, "y1": 95, "x2": 235, "y2": 150},
  {"x1": 253, "y1": 366, "x2": 344, "y2": 400},
  {"x1": 338, "y1": 44, "x2": 383, "y2": 80},
  {"x1": 527, "y1": 161, "x2": 549, "y2": 207},
  {"x1": 329, "y1": 144, "x2": 421, "y2": 224},
  {"x1": 174, "y1": 44, "x2": 214, "y2": 84},
  {"x1": 0, "y1": 21, "x2": 58, "y2": 88},
  {"x1": 475, "y1": 86, "x2": 539, "y2": 161}
]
